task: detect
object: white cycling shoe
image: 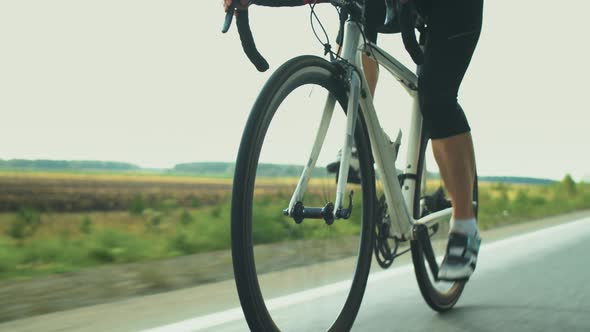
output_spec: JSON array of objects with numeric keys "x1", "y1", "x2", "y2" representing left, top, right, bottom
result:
[{"x1": 438, "y1": 231, "x2": 481, "y2": 281}]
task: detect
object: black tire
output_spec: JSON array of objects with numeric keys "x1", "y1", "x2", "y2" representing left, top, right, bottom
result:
[
  {"x1": 231, "y1": 55, "x2": 376, "y2": 331},
  {"x1": 409, "y1": 130, "x2": 479, "y2": 312}
]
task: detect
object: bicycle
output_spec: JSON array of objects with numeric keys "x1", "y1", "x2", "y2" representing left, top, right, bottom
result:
[{"x1": 224, "y1": 0, "x2": 478, "y2": 331}]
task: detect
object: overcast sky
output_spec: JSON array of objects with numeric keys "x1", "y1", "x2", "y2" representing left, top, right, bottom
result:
[{"x1": 1, "y1": 1, "x2": 589, "y2": 181}]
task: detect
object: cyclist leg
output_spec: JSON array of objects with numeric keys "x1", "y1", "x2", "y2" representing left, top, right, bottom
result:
[
  {"x1": 362, "y1": 0, "x2": 382, "y2": 97},
  {"x1": 363, "y1": 55, "x2": 379, "y2": 97},
  {"x1": 432, "y1": 133, "x2": 476, "y2": 220},
  {"x1": 362, "y1": 0, "x2": 382, "y2": 96},
  {"x1": 418, "y1": 0, "x2": 483, "y2": 280}
]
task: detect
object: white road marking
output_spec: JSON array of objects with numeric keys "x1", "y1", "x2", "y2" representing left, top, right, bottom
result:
[{"x1": 141, "y1": 264, "x2": 414, "y2": 332}]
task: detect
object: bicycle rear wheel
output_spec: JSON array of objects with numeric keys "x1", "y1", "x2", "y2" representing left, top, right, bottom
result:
[
  {"x1": 231, "y1": 55, "x2": 376, "y2": 331},
  {"x1": 409, "y1": 130, "x2": 478, "y2": 312}
]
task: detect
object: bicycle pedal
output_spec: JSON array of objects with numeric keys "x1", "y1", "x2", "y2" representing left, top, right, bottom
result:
[
  {"x1": 326, "y1": 161, "x2": 339, "y2": 173},
  {"x1": 424, "y1": 187, "x2": 452, "y2": 213},
  {"x1": 326, "y1": 164, "x2": 361, "y2": 184},
  {"x1": 326, "y1": 148, "x2": 361, "y2": 184}
]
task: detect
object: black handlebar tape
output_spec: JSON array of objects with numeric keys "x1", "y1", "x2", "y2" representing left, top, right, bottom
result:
[
  {"x1": 399, "y1": 2, "x2": 424, "y2": 65},
  {"x1": 235, "y1": 10, "x2": 270, "y2": 72},
  {"x1": 252, "y1": 0, "x2": 307, "y2": 6},
  {"x1": 222, "y1": 6, "x2": 234, "y2": 33}
]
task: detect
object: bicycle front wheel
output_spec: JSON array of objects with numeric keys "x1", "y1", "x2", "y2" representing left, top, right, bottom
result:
[
  {"x1": 409, "y1": 131, "x2": 479, "y2": 312},
  {"x1": 231, "y1": 55, "x2": 376, "y2": 331}
]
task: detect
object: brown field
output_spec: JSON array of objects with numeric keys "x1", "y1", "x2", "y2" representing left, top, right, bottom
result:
[
  {"x1": 0, "y1": 172, "x2": 439, "y2": 214},
  {"x1": 0, "y1": 171, "x2": 349, "y2": 213},
  {"x1": 0, "y1": 172, "x2": 235, "y2": 212}
]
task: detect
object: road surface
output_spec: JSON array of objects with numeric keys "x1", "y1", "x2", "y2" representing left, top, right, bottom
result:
[{"x1": 2, "y1": 212, "x2": 589, "y2": 332}]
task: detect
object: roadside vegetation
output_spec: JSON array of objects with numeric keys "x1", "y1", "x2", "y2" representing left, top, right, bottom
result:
[
  {"x1": 477, "y1": 174, "x2": 586, "y2": 229},
  {"x1": 0, "y1": 171, "x2": 588, "y2": 280}
]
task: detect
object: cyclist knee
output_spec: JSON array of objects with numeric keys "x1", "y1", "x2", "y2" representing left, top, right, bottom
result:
[{"x1": 418, "y1": 93, "x2": 470, "y2": 139}]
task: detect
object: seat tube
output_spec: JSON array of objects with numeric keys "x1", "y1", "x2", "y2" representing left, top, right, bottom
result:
[
  {"x1": 402, "y1": 95, "x2": 423, "y2": 218},
  {"x1": 403, "y1": 53, "x2": 425, "y2": 224}
]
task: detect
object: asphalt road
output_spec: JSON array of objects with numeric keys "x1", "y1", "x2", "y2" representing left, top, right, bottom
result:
[{"x1": 2, "y1": 213, "x2": 590, "y2": 332}]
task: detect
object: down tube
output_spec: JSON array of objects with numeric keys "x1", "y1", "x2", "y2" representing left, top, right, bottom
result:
[{"x1": 357, "y1": 96, "x2": 413, "y2": 237}]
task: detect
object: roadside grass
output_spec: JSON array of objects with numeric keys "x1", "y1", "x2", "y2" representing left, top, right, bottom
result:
[
  {"x1": 477, "y1": 175, "x2": 589, "y2": 229},
  {"x1": 0, "y1": 173, "x2": 588, "y2": 280},
  {"x1": 0, "y1": 203, "x2": 232, "y2": 279}
]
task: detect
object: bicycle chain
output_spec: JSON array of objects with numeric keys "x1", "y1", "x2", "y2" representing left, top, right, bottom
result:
[{"x1": 374, "y1": 194, "x2": 400, "y2": 269}]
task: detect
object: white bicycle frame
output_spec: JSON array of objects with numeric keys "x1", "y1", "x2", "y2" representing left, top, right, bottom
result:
[{"x1": 287, "y1": 19, "x2": 453, "y2": 241}]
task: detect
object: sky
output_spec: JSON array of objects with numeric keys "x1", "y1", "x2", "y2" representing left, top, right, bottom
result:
[{"x1": 1, "y1": 1, "x2": 589, "y2": 181}]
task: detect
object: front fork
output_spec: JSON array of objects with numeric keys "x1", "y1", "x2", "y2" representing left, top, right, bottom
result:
[{"x1": 284, "y1": 67, "x2": 360, "y2": 224}]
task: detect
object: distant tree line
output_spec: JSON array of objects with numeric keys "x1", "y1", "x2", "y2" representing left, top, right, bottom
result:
[
  {"x1": 173, "y1": 162, "x2": 557, "y2": 184},
  {"x1": 172, "y1": 162, "x2": 329, "y2": 178},
  {"x1": 0, "y1": 159, "x2": 140, "y2": 171},
  {"x1": 0, "y1": 159, "x2": 559, "y2": 185},
  {"x1": 478, "y1": 176, "x2": 555, "y2": 185},
  {"x1": 173, "y1": 162, "x2": 235, "y2": 176}
]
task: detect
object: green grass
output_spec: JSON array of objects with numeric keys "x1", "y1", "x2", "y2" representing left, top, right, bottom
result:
[
  {"x1": 477, "y1": 175, "x2": 590, "y2": 229},
  {"x1": 0, "y1": 204, "x2": 232, "y2": 279},
  {"x1": 0, "y1": 174, "x2": 588, "y2": 280}
]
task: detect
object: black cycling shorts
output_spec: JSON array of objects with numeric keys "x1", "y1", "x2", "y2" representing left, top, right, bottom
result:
[{"x1": 363, "y1": 0, "x2": 483, "y2": 139}]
